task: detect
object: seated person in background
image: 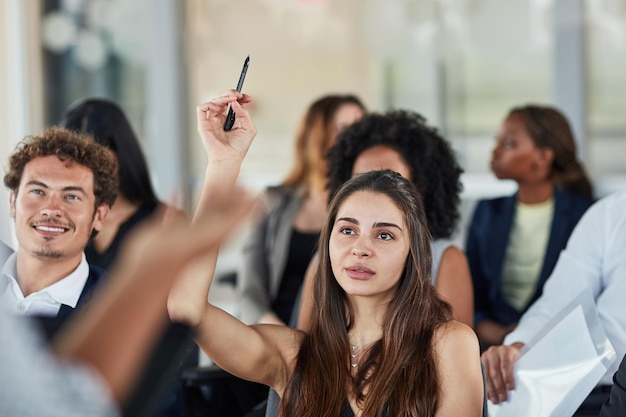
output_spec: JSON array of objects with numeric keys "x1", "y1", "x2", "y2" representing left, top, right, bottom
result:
[
  {"x1": 168, "y1": 92, "x2": 484, "y2": 417},
  {"x1": 481, "y1": 190, "x2": 626, "y2": 417},
  {"x1": 1, "y1": 128, "x2": 118, "y2": 333},
  {"x1": 60, "y1": 98, "x2": 187, "y2": 272},
  {"x1": 466, "y1": 104, "x2": 594, "y2": 348},
  {"x1": 298, "y1": 110, "x2": 473, "y2": 328},
  {"x1": 0, "y1": 173, "x2": 253, "y2": 417},
  {"x1": 238, "y1": 94, "x2": 365, "y2": 326}
]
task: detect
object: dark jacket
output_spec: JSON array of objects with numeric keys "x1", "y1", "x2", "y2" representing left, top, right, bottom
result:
[
  {"x1": 466, "y1": 187, "x2": 593, "y2": 326},
  {"x1": 36, "y1": 265, "x2": 107, "y2": 340},
  {"x1": 600, "y1": 353, "x2": 626, "y2": 417}
]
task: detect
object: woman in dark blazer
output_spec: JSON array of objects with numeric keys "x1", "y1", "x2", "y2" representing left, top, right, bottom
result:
[{"x1": 466, "y1": 104, "x2": 594, "y2": 349}]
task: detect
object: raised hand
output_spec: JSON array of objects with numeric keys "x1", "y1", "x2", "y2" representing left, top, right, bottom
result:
[{"x1": 196, "y1": 90, "x2": 256, "y2": 165}]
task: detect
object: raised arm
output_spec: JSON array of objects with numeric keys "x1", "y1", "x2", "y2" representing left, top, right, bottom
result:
[
  {"x1": 167, "y1": 90, "x2": 302, "y2": 393},
  {"x1": 53, "y1": 186, "x2": 254, "y2": 406},
  {"x1": 167, "y1": 91, "x2": 255, "y2": 326}
]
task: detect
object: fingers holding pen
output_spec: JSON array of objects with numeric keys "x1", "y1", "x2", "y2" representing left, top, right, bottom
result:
[
  {"x1": 195, "y1": 90, "x2": 257, "y2": 161},
  {"x1": 197, "y1": 91, "x2": 253, "y2": 118},
  {"x1": 229, "y1": 97, "x2": 256, "y2": 133}
]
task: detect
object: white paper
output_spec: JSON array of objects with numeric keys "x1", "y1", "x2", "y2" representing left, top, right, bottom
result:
[{"x1": 488, "y1": 289, "x2": 616, "y2": 417}]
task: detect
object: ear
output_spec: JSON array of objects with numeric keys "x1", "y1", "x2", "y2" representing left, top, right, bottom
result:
[
  {"x1": 91, "y1": 204, "x2": 110, "y2": 233},
  {"x1": 534, "y1": 147, "x2": 554, "y2": 173},
  {"x1": 9, "y1": 191, "x2": 16, "y2": 219},
  {"x1": 539, "y1": 147, "x2": 554, "y2": 164}
]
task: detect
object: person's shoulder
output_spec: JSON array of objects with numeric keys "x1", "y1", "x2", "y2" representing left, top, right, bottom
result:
[
  {"x1": 433, "y1": 320, "x2": 479, "y2": 353},
  {"x1": 582, "y1": 190, "x2": 626, "y2": 222},
  {"x1": 476, "y1": 194, "x2": 515, "y2": 208},
  {"x1": 157, "y1": 203, "x2": 188, "y2": 224},
  {"x1": 555, "y1": 188, "x2": 594, "y2": 209},
  {"x1": 88, "y1": 263, "x2": 108, "y2": 280},
  {"x1": 262, "y1": 185, "x2": 301, "y2": 209},
  {"x1": 473, "y1": 194, "x2": 516, "y2": 217},
  {"x1": 598, "y1": 190, "x2": 626, "y2": 208}
]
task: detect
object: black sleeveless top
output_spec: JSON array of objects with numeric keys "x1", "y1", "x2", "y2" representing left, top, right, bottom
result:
[
  {"x1": 271, "y1": 228, "x2": 319, "y2": 324},
  {"x1": 85, "y1": 200, "x2": 159, "y2": 271}
]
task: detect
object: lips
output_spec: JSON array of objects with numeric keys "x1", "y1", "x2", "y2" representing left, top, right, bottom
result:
[
  {"x1": 31, "y1": 220, "x2": 72, "y2": 235},
  {"x1": 345, "y1": 265, "x2": 375, "y2": 280}
]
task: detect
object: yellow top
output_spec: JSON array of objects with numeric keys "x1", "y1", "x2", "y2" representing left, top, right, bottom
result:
[{"x1": 501, "y1": 198, "x2": 554, "y2": 312}]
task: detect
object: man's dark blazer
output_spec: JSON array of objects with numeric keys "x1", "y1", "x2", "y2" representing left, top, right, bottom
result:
[
  {"x1": 466, "y1": 187, "x2": 594, "y2": 326},
  {"x1": 600, "y1": 353, "x2": 626, "y2": 417},
  {"x1": 36, "y1": 264, "x2": 107, "y2": 340}
]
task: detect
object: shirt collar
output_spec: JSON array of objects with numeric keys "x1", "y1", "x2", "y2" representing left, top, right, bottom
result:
[{"x1": 1, "y1": 252, "x2": 90, "y2": 308}]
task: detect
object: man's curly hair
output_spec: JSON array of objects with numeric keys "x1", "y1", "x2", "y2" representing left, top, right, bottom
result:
[
  {"x1": 4, "y1": 127, "x2": 119, "y2": 210},
  {"x1": 326, "y1": 110, "x2": 463, "y2": 239}
]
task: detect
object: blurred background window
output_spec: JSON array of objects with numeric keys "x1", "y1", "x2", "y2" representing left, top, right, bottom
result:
[{"x1": 2, "y1": 0, "x2": 626, "y2": 246}]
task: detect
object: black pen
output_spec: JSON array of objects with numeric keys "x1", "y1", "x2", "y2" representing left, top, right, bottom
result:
[{"x1": 224, "y1": 55, "x2": 250, "y2": 131}]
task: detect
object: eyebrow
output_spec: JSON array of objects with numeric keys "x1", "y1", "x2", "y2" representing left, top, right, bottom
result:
[
  {"x1": 25, "y1": 180, "x2": 89, "y2": 197},
  {"x1": 336, "y1": 217, "x2": 403, "y2": 231}
]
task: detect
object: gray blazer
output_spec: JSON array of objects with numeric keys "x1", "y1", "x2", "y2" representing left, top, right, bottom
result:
[{"x1": 237, "y1": 186, "x2": 306, "y2": 324}]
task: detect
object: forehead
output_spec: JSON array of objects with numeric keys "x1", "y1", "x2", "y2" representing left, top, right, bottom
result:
[
  {"x1": 20, "y1": 155, "x2": 95, "y2": 194},
  {"x1": 352, "y1": 145, "x2": 412, "y2": 180},
  {"x1": 337, "y1": 190, "x2": 405, "y2": 225},
  {"x1": 501, "y1": 113, "x2": 531, "y2": 135},
  {"x1": 333, "y1": 103, "x2": 364, "y2": 128}
]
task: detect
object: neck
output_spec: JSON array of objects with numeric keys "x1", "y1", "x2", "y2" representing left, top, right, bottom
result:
[
  {"x1": 348, "y1": 300, "x2": 385, "y2": 348},
  {"x1": 517, "y1": 181, "x2": 554, "y2": 204},
  {"x1": 16, "y1": 250, "x2": 82, "y2": 296}
]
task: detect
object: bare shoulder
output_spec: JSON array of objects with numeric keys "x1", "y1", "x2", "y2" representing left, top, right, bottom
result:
[
  {"x1": 433, "y1": 320, "x2": 479, "y2": 357},
  {"x1": 440, "y1": 246, "x2": 469, "y2": 268},
  {"x1": 433, "y1": 321, "x2": 483, "y2": 416}
]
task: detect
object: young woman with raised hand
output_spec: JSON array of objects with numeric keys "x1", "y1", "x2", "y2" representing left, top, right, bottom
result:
[{"x1": 168, "y1": 91, "x2": 482, "y2": 417}]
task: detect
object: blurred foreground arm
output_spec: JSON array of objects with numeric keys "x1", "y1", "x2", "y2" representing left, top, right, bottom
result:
[{"x1": 53, "y1": 185, "x2": 254, "y2": 406}]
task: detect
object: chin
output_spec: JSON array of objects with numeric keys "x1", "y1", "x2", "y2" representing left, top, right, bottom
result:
[{"x1": 33, "y1": 247, "x2": 64, "y2": 259}]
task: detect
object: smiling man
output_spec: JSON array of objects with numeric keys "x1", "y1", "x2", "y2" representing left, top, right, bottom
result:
[{"x1": 1, "y1": 127, "x2": 118, "y2": 331}]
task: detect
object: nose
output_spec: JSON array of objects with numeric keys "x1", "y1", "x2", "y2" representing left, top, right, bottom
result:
[
  {"x1": 492, "y1": 145, "x2": 501, "y2": 159},
  {"x1": 40, "y1": 195, "x2": 63, "y2": 218},
  {"x1": 351, "y1": 244, "x2": 371, "y2": 258}
]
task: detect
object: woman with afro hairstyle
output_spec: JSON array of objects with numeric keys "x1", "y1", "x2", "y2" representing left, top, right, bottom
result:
[
  {"x1": 466, "y1": 104, "x2": 594, "y2": 349},
  {"x1": 296, "y1": 110, "x2": 473, "y2": 329}
]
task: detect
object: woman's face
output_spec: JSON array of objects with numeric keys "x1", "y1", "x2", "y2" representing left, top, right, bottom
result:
[
  {"x1": 352, "y1": 145, "x2": 412, "y2": 180},
  {"x1": 332, "y1": 103, "x2": 364, "y2": 135},
  {"x1": 491, "y1": 113, "x2": 549, "y2": 182},
  {"x1": 329, "y1": 190, "x2": 409, "y2": 302}
]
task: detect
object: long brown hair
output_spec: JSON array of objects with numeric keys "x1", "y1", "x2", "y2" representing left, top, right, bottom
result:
[
  {"x1": 282, "y1": 95, "x2": 365, "y2": 192},
  {"x1": 280, "y1": 170, "x2": 452, "y2": 417},
  {"x1": 510, "y1": 105, "x2": 593, "y2": 199}
]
